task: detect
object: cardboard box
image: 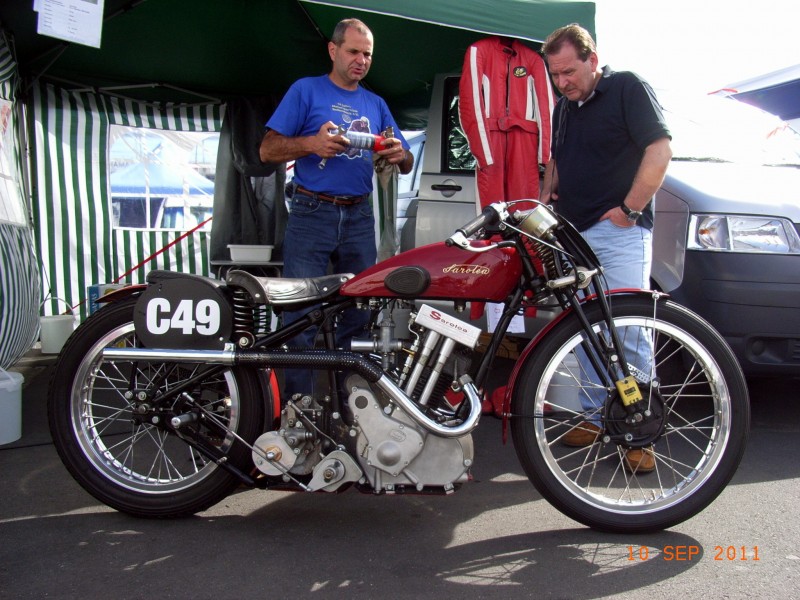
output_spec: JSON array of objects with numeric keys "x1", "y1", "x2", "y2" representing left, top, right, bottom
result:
[{"x1": 87, "y1": 283, "x2": 124, "y2": 314}]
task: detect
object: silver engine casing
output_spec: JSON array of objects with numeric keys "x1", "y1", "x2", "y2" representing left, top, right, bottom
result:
[
  {"x1": 346, "y1": 379, "x2": 474, "y2": 493},
  {"x1": 251, "y1": 303, "x2": 478, "y2": 493}
]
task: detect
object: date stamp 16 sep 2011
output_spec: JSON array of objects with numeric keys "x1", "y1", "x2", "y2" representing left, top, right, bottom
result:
[{"x1": 627, "y1": 545, "x2": 761, "y2": 561}]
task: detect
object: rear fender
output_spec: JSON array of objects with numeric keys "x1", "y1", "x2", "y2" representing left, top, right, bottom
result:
[
  {"x1": 256, "y1": 368, "x2": 282, "y2": 425},
  {"x1": 96, "y1": 284, "x2": 148, "y2": 306}
]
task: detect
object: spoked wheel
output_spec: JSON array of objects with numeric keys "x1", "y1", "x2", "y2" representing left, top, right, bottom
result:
[
  {"x1": 510, "y1": 294, "x2": 750, "y2": 533},
  {"x1": 48, "y1": 298, "x2": 266, "y2": 517}
]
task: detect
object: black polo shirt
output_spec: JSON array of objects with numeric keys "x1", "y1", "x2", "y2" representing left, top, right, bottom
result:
[{"x1": 551, "y1": 66, "x2": 671, "y2": 231}]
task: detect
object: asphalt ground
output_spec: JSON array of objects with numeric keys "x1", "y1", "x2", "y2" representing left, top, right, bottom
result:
[{"x1": 2, "y1": 356, "x2": 799, "y2": 599}]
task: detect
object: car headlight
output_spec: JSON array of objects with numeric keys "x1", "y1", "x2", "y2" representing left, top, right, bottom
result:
[{"x1": 688, "y1": 214, "x2": 800, "y2": 253}]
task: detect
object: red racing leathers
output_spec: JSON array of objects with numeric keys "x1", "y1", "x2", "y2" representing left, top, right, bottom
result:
[{"x1": 459, "y1": 37, "x2": 555, "y2": 210}]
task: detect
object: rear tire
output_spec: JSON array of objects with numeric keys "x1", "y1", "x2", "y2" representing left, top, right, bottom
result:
[
  {"x1": 48, "y1": 298, "x2": 266, "y2": 517},
  {"x1": 510, "y1": 295, "x2": 749, "y2": 533}
]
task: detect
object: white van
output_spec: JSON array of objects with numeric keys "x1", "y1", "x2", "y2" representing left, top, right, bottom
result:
[{"x1": 401, "y1": 74, "x2": 800, "y2": 377}]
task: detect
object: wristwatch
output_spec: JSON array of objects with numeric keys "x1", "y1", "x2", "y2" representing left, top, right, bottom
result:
[{"x1": 620, "y1": 203, "x2": 643, "y2": 223}]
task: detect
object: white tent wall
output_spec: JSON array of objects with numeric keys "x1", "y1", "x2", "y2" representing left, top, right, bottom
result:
[{"x1": 30, "y1": 82, "x2": 224, "y2": 319}]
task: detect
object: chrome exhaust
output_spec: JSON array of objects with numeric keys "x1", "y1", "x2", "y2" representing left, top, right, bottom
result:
[
  {"x1": 103, "y1": 347, "x2": 237, "y2": 364},
  {"x1": 101, "y1": 346, "x2": 481, "y2": 439}
]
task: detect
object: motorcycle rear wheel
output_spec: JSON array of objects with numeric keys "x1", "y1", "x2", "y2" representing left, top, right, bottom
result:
[
  {"x1": 510, "y1": 295, "x2": 749, "y2": 533},
  {"x1": 48, "y1": 297, "x2": 266, "y2": 517}
]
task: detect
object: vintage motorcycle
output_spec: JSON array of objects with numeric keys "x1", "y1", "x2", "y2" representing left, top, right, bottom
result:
[{"x1": 48, "y1": 201, "x2": 750, "y2": 533}]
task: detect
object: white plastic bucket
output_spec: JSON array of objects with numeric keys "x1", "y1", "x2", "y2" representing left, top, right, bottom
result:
[
  {"x1": 40, "y1": 298, "x2": 76, "y2": 354},
  {"x1": 0, "y1": 368, "x2": 23, "y2": 444},
  {"x1": 40, "y1": 315, "x2": 76, "y2": 354}
]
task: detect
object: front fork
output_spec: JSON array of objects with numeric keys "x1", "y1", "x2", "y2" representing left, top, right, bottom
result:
[
  {"x1": 573, "y1": 285, "x2": 669, "y2": 446},
  {"x1": 484, "y1": 272, "x2": 663, "y2": 446}
]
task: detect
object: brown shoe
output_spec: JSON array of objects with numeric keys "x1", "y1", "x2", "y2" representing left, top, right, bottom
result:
[
  {"x1": 563, "y1": 422, "x2": 601, "y2": 447},
  {"x1": 624, "y1": 446, "x2": 656, "y2": 473}
]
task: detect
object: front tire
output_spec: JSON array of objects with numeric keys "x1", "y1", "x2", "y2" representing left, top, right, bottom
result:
[
  {"x1": 48, "y1": 297, "x2": 266, "y2": 517},
  {"x1": 510, "y1": 295, "x2": 749, "y2": 533}
]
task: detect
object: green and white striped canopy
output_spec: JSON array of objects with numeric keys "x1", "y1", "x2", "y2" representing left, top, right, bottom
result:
[{"x1": 0, "y1": 0, "x2": 595, "y2": 128}]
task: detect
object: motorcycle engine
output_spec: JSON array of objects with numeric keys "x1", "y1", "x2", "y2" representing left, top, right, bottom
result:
[
  {"x1": 345, "y1": 375, "x2": 474, "y2": 493},
  {"x1": 336, "y1": 303, "x2": 483, "y2": 493},
  {"x1": 250, "y1": 302, "x2": 478, "y2": 494}
]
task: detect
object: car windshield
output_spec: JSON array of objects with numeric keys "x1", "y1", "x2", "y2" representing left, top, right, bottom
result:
[{"x1": 661, "y1": 91, "x2": 800, "y2": 167}]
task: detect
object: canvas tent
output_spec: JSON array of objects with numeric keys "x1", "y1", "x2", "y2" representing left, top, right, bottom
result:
[
  {"x1": 721, "y1": 65, "x2": 800, "y2": 131},
  {"x1": 0, "y1": 36, "x2": 39, "y2": 369},
  {"x1": 0, "y1": 0, "x2": 595, "y2": 125},
  {"x1": 0, "y1": 0, "x2": 595, "y2": 367}
]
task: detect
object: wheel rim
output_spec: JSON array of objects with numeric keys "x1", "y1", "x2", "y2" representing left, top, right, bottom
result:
[
  {"x1": 70, "y1": 322, "x2": 241, "y2": 494},
  {"x1": 533, "y1": 315, "x2": 731, "y2": 514}
]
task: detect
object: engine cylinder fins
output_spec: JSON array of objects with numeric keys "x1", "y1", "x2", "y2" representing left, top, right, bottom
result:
[
  {"x1": 409, "y1": 345, "x2": 473, "y2": 410},
  {"x1": 385, "y1": 266, "x2": 431, "y2": 297}
]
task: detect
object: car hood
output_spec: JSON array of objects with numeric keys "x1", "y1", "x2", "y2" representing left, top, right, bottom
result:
[{"x1": 661, "y1": 162, "x2": 800, "y2": 222}]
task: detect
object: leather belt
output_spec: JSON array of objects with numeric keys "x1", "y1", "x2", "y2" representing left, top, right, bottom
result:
[{"x1": 295, "y1": 185, "x2": 367, "y2": 206}]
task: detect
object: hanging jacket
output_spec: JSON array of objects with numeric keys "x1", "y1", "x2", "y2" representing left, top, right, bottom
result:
[{"x1": 459, "y1": 36, "x2": 555, "y2": 176}]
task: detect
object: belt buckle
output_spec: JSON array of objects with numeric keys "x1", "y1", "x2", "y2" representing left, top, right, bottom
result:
[{"x1": 333, "y1": 194, "x2": 358, "y2": 205}]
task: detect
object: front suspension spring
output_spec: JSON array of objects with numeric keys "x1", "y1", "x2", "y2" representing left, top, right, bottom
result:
[{"x1": 533, "y1": 240, "x2": 560, "y2": 280}]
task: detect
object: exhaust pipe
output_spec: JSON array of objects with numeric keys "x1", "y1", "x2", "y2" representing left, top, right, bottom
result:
[
  {"x1": 102, "y1": 347, "x2": 481, "y2": 438},
  {"x1": 103, "y1": 347, "x2": 384, "y2": 381},
  {"x1": 103, "y1": 347, "x2": 237, "y2": 365}
]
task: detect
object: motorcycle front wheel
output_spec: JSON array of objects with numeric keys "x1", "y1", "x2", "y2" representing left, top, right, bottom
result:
[
  {"x1": 510, "y1": 294, "x2": 749, "y2": 533},
  {"x1": 48, "y1": 297, "x2": 266, "y2": 517}
]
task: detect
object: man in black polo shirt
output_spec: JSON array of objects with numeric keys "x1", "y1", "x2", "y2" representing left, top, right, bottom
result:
[{"x1": 540, "y1": 24, "x2": 672, "y2": 473}]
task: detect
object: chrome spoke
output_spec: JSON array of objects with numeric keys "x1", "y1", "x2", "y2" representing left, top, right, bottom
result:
[
  {"x1": 530, "y1": 312, "x2": 730, "y2": 512},
  {"x1": 70, "y1": 322, "x2": 241, "y2": 493}
]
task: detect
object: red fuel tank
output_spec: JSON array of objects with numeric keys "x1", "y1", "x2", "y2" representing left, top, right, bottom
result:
[{"x1": 340, "y1": 242, "x2": 521, "y2": 301}]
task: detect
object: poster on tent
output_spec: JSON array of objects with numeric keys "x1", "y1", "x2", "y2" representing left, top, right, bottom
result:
[{"x1": 34, "y1": 0, "x2": 104, "y2": 49}]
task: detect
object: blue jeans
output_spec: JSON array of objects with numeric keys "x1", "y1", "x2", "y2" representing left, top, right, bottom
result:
[
  {"x1": 281, "y1": 191, "x2": 377, "y2": 397},
  {"x1": 577, "y1": 219, "x2": 653, "y2": 423}
]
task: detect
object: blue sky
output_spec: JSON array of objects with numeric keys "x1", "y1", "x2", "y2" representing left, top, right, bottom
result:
[{"x1": 593, "y1": 0, "x2": 796, "y2": 93}]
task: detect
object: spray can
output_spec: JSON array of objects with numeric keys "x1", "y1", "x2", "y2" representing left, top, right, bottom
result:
[{"x1": 319, "y1": 126, "x2": 394, "y2": 169}]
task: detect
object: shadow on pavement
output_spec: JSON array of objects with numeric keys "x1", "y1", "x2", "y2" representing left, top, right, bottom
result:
[
  {"x1": 0, "y1": 463, "x2": 701, "y2": 599},
  {"x1": 1, "y1": 359, "x2": 789, "y2": 598}
]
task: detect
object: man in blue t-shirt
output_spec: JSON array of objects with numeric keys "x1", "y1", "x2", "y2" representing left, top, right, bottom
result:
[
  {"x1": 540, "y1": 24, "x2": 672, "y2": 473},
  {"x1": 259, "y1": 18, "x2": 413, "y2": 397}
]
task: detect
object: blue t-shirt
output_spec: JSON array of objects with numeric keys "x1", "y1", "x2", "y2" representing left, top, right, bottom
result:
[{"x1": 266, "y1": 75, "x2": 408, "y2": 196}]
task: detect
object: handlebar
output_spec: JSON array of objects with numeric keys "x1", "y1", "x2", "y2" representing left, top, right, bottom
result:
[{"x1": 445, "y1": 203, "x2": 507, "y2": 249}]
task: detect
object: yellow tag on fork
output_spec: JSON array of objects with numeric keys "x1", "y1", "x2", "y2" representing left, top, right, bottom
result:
[{"x1": 616, "y1": 376, "x2": 643, "y2": 406}]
